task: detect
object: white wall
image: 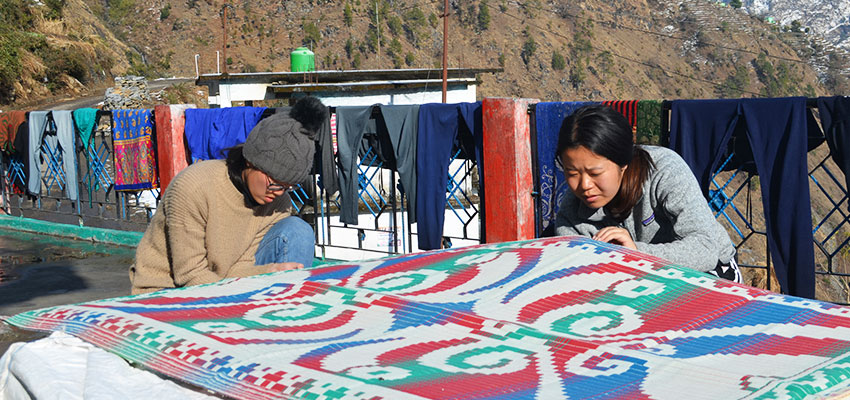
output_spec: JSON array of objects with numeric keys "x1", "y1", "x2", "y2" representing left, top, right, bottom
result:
[{"x1": 210, "y1": 81, "x2": 477, "y2": 107}]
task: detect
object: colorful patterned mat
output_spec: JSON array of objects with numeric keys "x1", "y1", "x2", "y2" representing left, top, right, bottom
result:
[{"x1": 7, "y1": 237, "x2": 850, "y2": 399}]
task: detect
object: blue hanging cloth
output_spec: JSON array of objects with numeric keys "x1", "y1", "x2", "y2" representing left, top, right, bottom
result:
[{"x1": 184, "y1": 107, "x2": 267, "y2": 160}]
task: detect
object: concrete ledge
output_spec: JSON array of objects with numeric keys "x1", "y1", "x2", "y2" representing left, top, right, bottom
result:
[{"x1": 0, "y1": 215, "x2": 143, "y2": 248}]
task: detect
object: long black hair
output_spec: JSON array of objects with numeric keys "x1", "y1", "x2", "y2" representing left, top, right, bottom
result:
[
  {"x1": 555, "y1": 105, "x2": 654, "y2": 220},
  {"x1": 224, "y1": 144, "x2": 259, "y2": 206}
]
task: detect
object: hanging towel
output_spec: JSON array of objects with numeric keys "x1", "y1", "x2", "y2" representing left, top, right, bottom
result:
[
  {"x1": 379, "y1": 105, "x2": 419, "y2": 219},
  {"x1": 534, "y1": 102, "x2": 598, "y2": 236},
  {"x1": 602, "y1": 100, "x2": 638, "y2": 139},
  {"x1": 816, "y1": 96, "x2": 850, "y2": 199},
  {"x1": 416, "y1": 102, "x2": 484, "y2": 250},
  {"x1": 72, "y1": 108, "x2": 99, "y2": 150},
  {"x1": 670, "y1": 97, "x2": 815, "y2": 299},
  {"x1": 635, "y1": 100, "x2": 663, "y2": 145},
  {"x1": 335, "y1": 106, "x2": 377, "y2": 225},
  {"x1": 0, "y1": 111, "x2": 26, "y2": 153},
  {"x1": 112, "y1": 109, "x2": 158, "y2": 191},
  {"x1": 26, "y1": 111, "x2": 49, "y2": 196},
  {"x1": 184, "y1": 107, "x2": 266, "y2": 160}
]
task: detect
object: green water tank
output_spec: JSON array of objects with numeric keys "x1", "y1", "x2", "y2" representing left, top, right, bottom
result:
[{"x1": 291, "y1": 47, "x2": 315, "y2": 72}]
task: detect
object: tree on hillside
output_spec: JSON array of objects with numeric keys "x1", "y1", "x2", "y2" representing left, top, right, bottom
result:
[
  {"x1": 478, "y1": 0, "x2": 491, "y2": 31},
  {"x1": 302, "y1": 21, "x2": 321, "y2": 48},
  {"x1": 551, "y1": 51, "x2": 565, "y2": 70},
  {"x1": 521, "y1": 37, "x2": 537, "y2": 65},
  {"x1": 729, "y1": 0, "x2": 742, "y2": 9},
  {"x1": 343, "y1": 3, "x2": 353, "y2": 27}
]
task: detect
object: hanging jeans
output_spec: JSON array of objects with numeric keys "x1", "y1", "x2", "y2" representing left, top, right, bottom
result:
[
  {"x1": 416, "y1": 102, "x2": 483, "y2": 250},
  {"x1": 27, "y1": 111, "x2": 78, "y2": 201},
  {"x1": 254, "y1": 216, "x2": 315, "y2": 269},
  {"x1": 670, "y1": 97, "x2": 815, "y2": 298}
]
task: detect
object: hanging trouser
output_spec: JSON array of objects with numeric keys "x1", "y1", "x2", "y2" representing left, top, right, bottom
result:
[
  {"x1": 26, "y1": 111, "x2": 49, "y2": 196},
  {"x1": 817, "y1": 96, "x2": 850, "y2": 203},
  {"x1": 315, "y1": 106, "x2": 338, "y2": 196},
  {"x1": 416, "y1": 102, "x2": 483, "y2": 250},
  {"x1": 670, "y1": 97, "x2": 815, "y2": 298},
  {"x1": 378, "y1": 105, "x2": 419, "y2": 220},
  {"x1": 49, "y1": 111, "x2": 78, "y2": 201},
  {"x1": 336, "y1": 106, "x2": 376, "y2": 225}
]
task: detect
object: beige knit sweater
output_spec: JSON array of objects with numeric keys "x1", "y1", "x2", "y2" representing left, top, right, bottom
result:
[{"x1": 129, "y1": 160, "x2": 290, "y2": 295}]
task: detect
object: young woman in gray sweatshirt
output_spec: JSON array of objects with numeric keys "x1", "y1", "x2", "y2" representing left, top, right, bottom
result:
[{"x1": 553, "y1": 105, "x2": 740, "y2": 282}]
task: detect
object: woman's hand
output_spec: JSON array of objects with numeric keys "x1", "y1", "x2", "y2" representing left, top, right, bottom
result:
[
  {"x1": 266, "y1": 262, "x2": 304, "y2": 272},
  {"x1": 592, "y1": 227, "x2": 637, "y2": 250}
]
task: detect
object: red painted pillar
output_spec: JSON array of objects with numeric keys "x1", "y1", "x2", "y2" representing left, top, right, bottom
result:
[
  {"x1": 482, "y1": 97, "x2": 539, "y2": 243},
  {"x1": 154, "y1": 104, "x2": 194, "y2": 191}
]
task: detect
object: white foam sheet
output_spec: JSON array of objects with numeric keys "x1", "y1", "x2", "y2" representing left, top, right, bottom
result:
[{"x1": 0, "y1": 331, "x2": 216, "y2": 400}]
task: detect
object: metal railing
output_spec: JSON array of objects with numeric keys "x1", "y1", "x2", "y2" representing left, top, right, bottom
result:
[
  {"x1": 1, "y1": 108, "x2": 485, "y2": 262},
  {"x1": 529, "y1": 103, "x2": 850, "y2": 304},
  {"x1": 2, "y1": 111, "x2": 159, "y2": 231},
  {"x1": 307, "y1": 115, "x2": 483, "y2": 261}
]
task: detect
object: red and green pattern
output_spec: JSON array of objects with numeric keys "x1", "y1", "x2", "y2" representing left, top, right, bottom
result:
[
  {"x1": 112, "y1": 109, "x2": 158, "y2": 191},
  {"x1": 7, "y1": 237, "x2": 850, "y2": 399}
]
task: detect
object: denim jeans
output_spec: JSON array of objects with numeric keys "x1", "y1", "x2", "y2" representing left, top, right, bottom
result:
[{"x1": 254, "y1": 216, "x2": 314, "y2": 268}]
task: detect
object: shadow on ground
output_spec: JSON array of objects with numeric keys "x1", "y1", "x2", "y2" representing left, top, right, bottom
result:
[{"x1": 0, "y1": 230, "x2": 136, "y2": 355}]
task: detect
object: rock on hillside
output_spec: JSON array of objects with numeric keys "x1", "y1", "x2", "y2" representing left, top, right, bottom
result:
[{"x1": 739, "y1": 0, "x2": 850, "y2": 53}]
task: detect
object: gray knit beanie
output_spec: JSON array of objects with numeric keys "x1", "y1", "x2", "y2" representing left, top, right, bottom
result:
[{"x1": 243, "y1": 96, "x2": 327, "y2": 185}]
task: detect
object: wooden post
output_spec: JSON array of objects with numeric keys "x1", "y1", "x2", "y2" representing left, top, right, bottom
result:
[
  {"x1": 482, "y1": 97, "x2": 539, "y2": 243},
  {"x1": 154, "y1": 104, "x2": 194, "y2": 192}
]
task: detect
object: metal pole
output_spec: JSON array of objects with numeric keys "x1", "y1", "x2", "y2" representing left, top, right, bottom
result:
[
  {"x1": 221, "y1": 4, "x2": 228, "y2": 75},
  {"x1": 442, "y1": 0, "x2": 448, "y2": 103},
  {"x1": 376, "y1": 0, "x2": 381, "y2": 64}
]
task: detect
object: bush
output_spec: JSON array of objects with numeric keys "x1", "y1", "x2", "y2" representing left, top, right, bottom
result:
[
  {"x1": 478, "y1": 0, "x2": 491, "y2": 31},
  {"x1": 44, "y1": 0, "x2": 66, "y2": 20},
  {"x1": 551, "y1": 50, "x2": 565, "y2": 70},
  {"x1": 718, "y1": 64, "x2": 749, "y2": 98},
  {"x1": 405, "y1": 52, "x2": 415, "y2": 66},
  {"x1": 343, "y1": 3, "x2": 353, "y2": 27},
  {"x1": 106, "y1": 0, "x2": 136, "y2": 25},
  {"x1": 159, "y1": 4, "x2": 171, "y2": 20},
  {"x1": 0, "y1": 36, "x2": 23, "y2": 101},
  {"x1": 41, "y1": 46, "x2": 89, "y2": 84},
  {"x1": 344, "y1": 38, "x2": 353, "y2": 58},
  {"x1": 521, "y1": 37, "x2": 536, "y2": 65},
  {"x1": 403, "y1": 6, "x2": 426, "y2": 47},
  {"x1": 302, "y1": 21, "x2": 321, "y2": 48},
  {"x1": 387, "y1": 15, "x2": 402, "y2": 37}
]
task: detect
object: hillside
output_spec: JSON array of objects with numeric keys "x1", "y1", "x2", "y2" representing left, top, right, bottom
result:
[{"x1": 0, "y1": 0, "x2": 848, "y2": 108}]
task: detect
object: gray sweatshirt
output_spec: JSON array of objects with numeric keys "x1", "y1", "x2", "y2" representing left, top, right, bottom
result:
[{"x1": 554, "y1": 145, "x2": 736, "y2": 272}]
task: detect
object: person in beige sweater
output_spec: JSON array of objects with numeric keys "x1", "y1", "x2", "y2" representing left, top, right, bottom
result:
[{"x1": 130, "y1": 97, "x2": 327, "y2": 295}]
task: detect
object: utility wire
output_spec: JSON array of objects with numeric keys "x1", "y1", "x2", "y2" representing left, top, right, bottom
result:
[{"x1": 484, "y1": 2, "x2": 765, "y2": 97}]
